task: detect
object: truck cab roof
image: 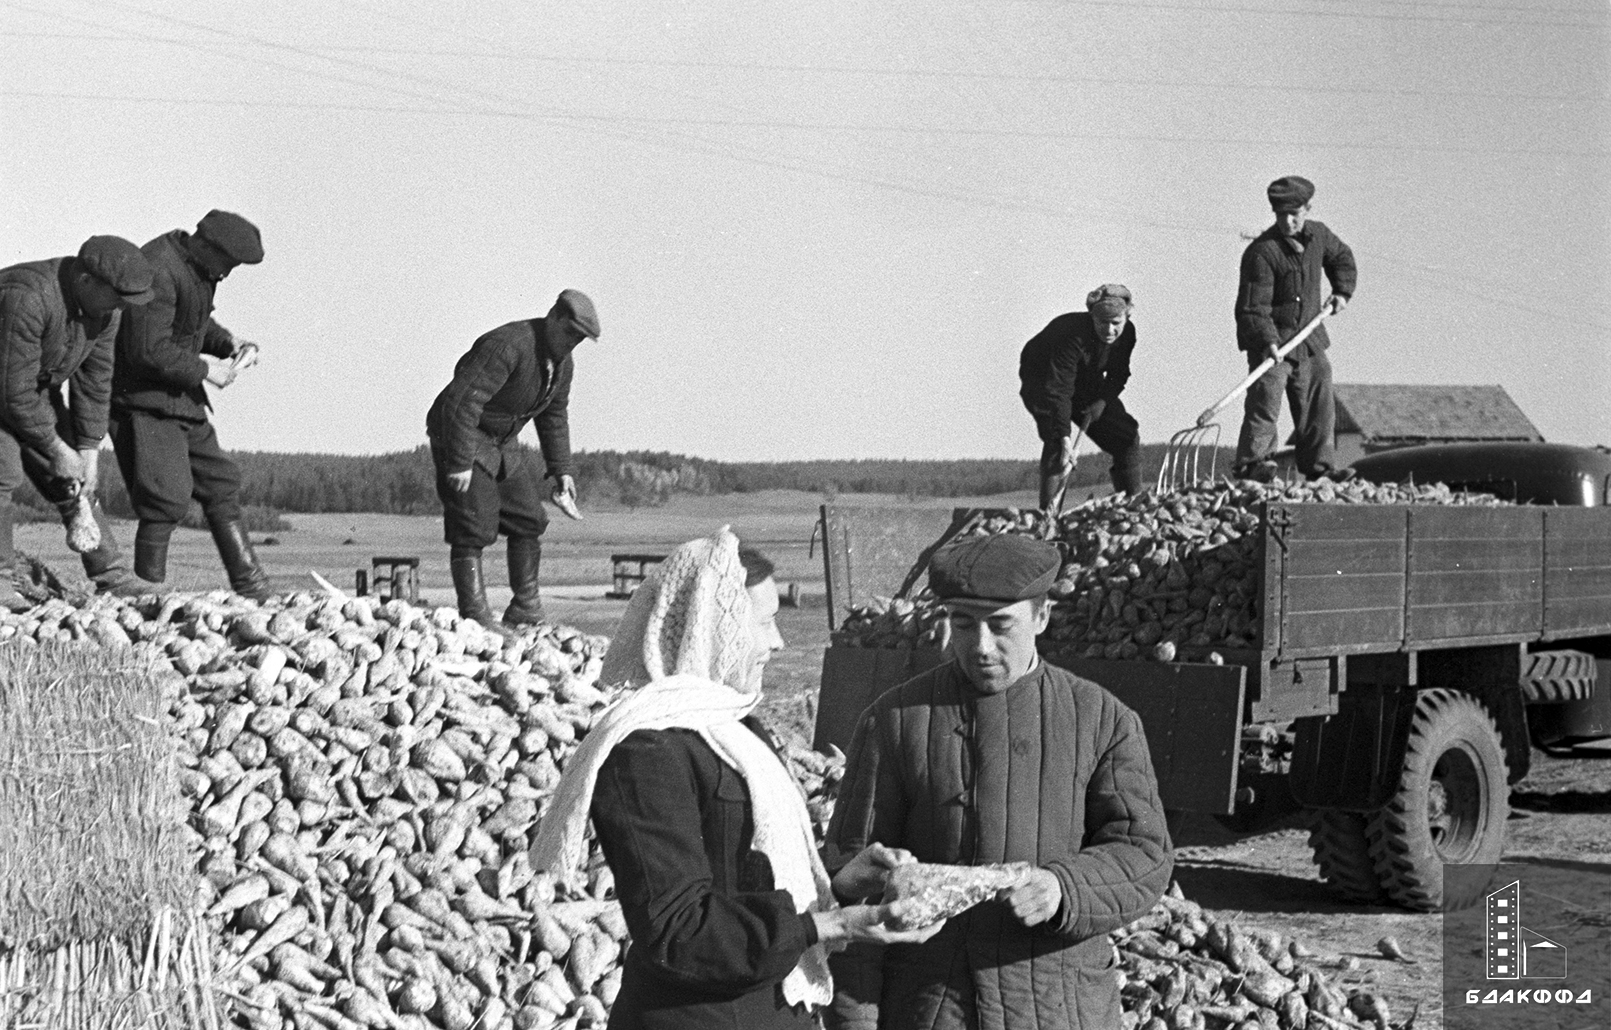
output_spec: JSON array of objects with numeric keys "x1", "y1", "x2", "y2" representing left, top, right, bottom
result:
[{"x1": 1351, "y1": 442, "x2": 1611, "y2": 507}]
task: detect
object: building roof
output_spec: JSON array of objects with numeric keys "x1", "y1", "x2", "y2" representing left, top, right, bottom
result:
[{"x1": 1334, "y1": 384, "x2": 1543, "y2": 444}]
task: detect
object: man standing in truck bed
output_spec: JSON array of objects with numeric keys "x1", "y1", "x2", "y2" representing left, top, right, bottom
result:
[
  {"x1": 426, "y1": 289, "x2": 599, "y2": 633},
  {"x1": 1019, "y1": 284, "x2": 1144, "y2": 504},
  {"x1": 1233, "y1": 175, "x2": 1357, "y2": 482}
]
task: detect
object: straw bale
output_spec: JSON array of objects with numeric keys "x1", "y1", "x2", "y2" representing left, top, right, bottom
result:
[{"x1": 0, "y1": 642, "x2": 194, "y2": 950}]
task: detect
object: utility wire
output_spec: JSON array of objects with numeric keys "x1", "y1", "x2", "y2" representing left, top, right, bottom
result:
[
  {"x1": 5, "y1": 28, "x2": 1604, "y2": 103},
  {"x1": 1007, "y1": 0, "x2": 1603, "y2": 28}
]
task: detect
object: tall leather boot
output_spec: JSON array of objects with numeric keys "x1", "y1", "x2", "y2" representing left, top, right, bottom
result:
[
  {"x1": 503, "y1": 536, "x2": 546, "y2": 628},
  {"x1": 210, "y1": 518, "x2": 273, "y2": 602},
  {"x1": 450, "y1": 546, "x2": 506, "y2": 634},
  {"x1": 0, "y1": 500, "x2": 31, "y2": 613},
  {"x1": 1038, "y1": 471, "x2": 1064, "y2": 510},
  {"x1": 77, "y1": 499, "x2": 146, "y2": 597},
  {"x1": 1111, "y1": 452, "x2": 1145, "y2": 497},
  {"x1": 134, "y1": 521, "x2": 175, "y2": 585}
]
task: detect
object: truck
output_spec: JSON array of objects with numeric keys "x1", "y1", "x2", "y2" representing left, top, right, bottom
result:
[{"x1": 812, "y1": 441, "x2": 1611, "y2": 911}]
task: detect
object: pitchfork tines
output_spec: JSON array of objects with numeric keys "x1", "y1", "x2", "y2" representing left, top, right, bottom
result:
[{"x1": 1156, "y1": 419, "x2": 1222, "y2": 493}]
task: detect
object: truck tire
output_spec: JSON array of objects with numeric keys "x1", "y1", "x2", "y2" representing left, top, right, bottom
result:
[
  {"x1": 1365, "y1": 689, "x2": 1509, "y2": 912},
  {"x1": 1520, "y1": 649, "x2": 1596, "y2": 703},
  {"x1": 1307, "y1": 809, "x2": 1386, "y2": 903}
]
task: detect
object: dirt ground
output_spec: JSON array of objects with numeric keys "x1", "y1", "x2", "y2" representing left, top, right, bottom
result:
[{"x1": 22, "y1": 499, "x2": 1611, "y2": 1030}]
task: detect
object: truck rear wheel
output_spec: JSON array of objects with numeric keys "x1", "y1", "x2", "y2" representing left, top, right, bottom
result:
[
  {"x1": 1365, "y1": 689, "x2": 1508, "y2": 912},
  {"x1": 1307, "y1": 809, "x2": 1386, "y2": 903}
]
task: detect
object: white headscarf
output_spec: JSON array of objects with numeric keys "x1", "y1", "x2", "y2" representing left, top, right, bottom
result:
[{"x1": 529, "y1": 527, "x2": 836, "y2": 1009}]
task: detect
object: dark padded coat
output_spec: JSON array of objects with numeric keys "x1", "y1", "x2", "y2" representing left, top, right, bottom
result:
[
  {"x1": 1235, "y1": 220, "x2": 1356, "y2": 359},
  {"x1": 1018, "y1": 314, "x2": 1135, "y2": 444},
  {"x1": 113, "y1": 230, "x2": 237, "y2": 421},
  {"x1": 425, "y1": 318, "x2": 574, "y2": 481},
  {"x1": 590, "y1": 719, "x2": 821, "y2": 1030},
  {"x1": 0, "y1": 258, "x2": 118, "y2": 452},
  {"x1": 826, "y1": 660, "x2": 1172, "y2": 1030}
]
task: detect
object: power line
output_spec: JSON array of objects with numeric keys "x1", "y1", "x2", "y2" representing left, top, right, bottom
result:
[
  {"x1": 4, "y1": 28, "x2": 1605, "y2": 103},
  {"x1": 6, "y1": 87, "x2": 1604, "y2": 158},
  {"x1": 1008, "y1": 0, "x2": 1604, "y2": 28}
]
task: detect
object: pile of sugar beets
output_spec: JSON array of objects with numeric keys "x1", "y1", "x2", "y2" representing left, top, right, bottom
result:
[
  {"x1": 836, "y1": 476, "x2": 1504, "y2": 658},
  {"x1": 1, "y1": 577, "x2": 1412, "y2": 1029}
]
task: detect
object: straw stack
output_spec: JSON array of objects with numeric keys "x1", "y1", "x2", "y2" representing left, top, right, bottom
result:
[{"x1": 0, "y1": 641, "x2": 221, "y2": 1028}]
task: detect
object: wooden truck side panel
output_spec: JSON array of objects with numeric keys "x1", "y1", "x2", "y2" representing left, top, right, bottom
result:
[
  {"x1": 1543, "y1": 507, "x2": 1611, "y2": 639},
  {"x1": 1271, "y1": 504, "x2": 1407, "y2": 656},
  {"x1": 1405, "y1": 506, "x2": 1543, "y2": 645}
]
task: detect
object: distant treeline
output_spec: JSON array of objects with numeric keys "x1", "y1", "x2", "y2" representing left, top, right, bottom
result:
[{"x1": 11, "y1": 443, "x2": 1233, "y2": 522}]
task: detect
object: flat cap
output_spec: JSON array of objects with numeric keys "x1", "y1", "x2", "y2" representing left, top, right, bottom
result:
[
  {"x1": 555, "y1": 289, "x2": 600, "y2": 339},
  {"x1": 1267, "y1": 175, "x2": 1315, "y2": 212},
  {"x1": 928, "y1": 534, "x2": 1062, "y2": 605},
  {"x1": 76, "y1": 235, "x2": 155, "y2": 304},
  {"x1": 1086, "y1": 283, "x2": 1133, "y2": 317},
  {"x1": 195, "y1": 209, "x2": 264, "y2": 265}
]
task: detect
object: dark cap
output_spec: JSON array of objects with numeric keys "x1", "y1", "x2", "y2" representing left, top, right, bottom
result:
[
  {"x1": 1086, "y1": 283, "x2": 1133, "y2": 317},
  {"x1": 1267, "y1": 175, "x2": 1315, "y2": 212},
  {"x1": 928, "y1": 534, "x2": 1062, "y2": 605},
  {"x1": 195, "y1": 209, "x2": 264, "y2": 265},
  {"x1": 76, "y1": 235, "x2": 155, "y2": 304},
  {"x1": 554, "y1": 289, "x2": 600, "y2": 339}
]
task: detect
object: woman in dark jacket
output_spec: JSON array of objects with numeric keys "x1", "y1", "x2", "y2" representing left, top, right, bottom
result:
[{"x1": 531, "y1": 529, "x2": 941, "y2": 1029}]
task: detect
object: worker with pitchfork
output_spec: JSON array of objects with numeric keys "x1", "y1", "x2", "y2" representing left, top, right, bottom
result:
[
  {"x1": 1233, "y1": 175, "x2": 1357, "y2": 483},
  {"x1": 0, "y1": 235, "x2": 156, "y2": 610},
  {"x1": 110, "y1": 210, "x2": 273, "y2": 600},
  {"x1": 426, "y1": 289, "x2": 598, "y2": 633},
  {"x1": 1018, "y1": 283, "x2": 1144, "y2": 504}
]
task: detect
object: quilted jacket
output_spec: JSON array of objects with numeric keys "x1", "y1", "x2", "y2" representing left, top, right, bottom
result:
[
  {"x1": 0, "y1": 258, "x2": 119, "y2": 452},
  {"x1": 825, "y1": 660, "x2": 1173, "y2": 1030},
  {"x1": 590, "y1": 720, "x2": 820, "y2": 1030},
  {"x1": 1018, "y1": 314, "x2": 1136, "y2": 443},
  {"x1": 113, "y1": 230, "x2": 239, "y2": 421},
  {"x1": 425, "y1": 318, "x2": 573, "y2": 481},
  {"x1": 1235, "y1": 219, "x2": 1356, "y2": 358}
]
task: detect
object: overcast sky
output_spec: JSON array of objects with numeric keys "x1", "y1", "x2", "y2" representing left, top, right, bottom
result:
[{"x1": 3, "y1": 0, "x2": 1607, "y2": 461}]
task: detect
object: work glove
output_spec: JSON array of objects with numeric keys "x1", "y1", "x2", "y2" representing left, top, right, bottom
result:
[
  {"x1": 1077, "y1": 399, "x2": 1106, "y2": 429},
  {"x1": 447, "y1": 469, "x2": 473, "y2": 494},
  {"x1": 551, "y1": 474, "x2": 583, "y2": 521},
  {"x1": 46, "y1": 438, "x2": 84, "y2": 483},
  {"x1": 77, "y1": 447, "x2": 100, "y2": 499},
  {"x1": 205, "y1": 358, "x2": 239, "y2": 389},
  {"x1": 1327, "y1": 295, "x2": 1348, "y2": 316}
]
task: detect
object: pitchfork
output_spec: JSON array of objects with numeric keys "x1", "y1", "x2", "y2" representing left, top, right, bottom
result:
[{"x1": 1155, "y1": 305, "x2": 1332, "y2": 492}]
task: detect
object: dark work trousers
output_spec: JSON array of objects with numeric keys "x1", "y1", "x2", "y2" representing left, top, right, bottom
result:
[
  {"x1": 1234, "y1": 349, "x2": 1337, "y2": 477},
  {"x1": 108, "y1": 407, "x2": 244, "y2": 526},
  {"x1": 1039, "y1": 396, "x2": 1143, "y2": 494},
  {"x1": 430, "y1": 443, "x2": 549, "y2": 549},
  {"x1": 0, "y1": 411, "x2": 126, "y2": 581}
]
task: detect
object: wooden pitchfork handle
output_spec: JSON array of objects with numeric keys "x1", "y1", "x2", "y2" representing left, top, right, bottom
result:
[
  {"x1": 1047, "y1": 423, "x2": 1088, "y2": 517},
  {"x1": 1195, "y1": 306, "x2": 1331, "y2": 428}
]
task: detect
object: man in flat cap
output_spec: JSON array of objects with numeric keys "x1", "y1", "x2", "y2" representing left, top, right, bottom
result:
[
  {"x1": 426, "y1": 289, "x2": 600, "y2": 632},
  {"x1": 0, "y1": 236, "x2": 158, "y2": 609},
  {"x1": 1233, "y1": 175, "x2": 1358, "y2": 482},
  {"x1": 110, "y1": 209, "x2": 273, "y2": 600},
  {"x1": 825, "y1": 534, "x2": 1172, "y2": 1030},
  {"x1": 1019, "y1": 283, "x2": 1144, "y2": 504}
]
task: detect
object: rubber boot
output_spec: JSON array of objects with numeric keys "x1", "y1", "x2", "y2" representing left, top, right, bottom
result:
[
  {"x1": 77, "y1": 500, "x2": 146, "y2": 598},
  {"x1": 450, "y1": 546, "x2": 507, "y2": 635},
  {"x1": 0, "y1": 499, "x2": 32, "y2": 613},
  {"x1": 1038, "y1": 471, "x2": 1064, "y2": 510},
  {"x1": 1111, "y1": 452, "x2": 1145, "y2": 497},
  {"x1": 210, "y1": 518, "x2": 273, "y2": 602},
  {"x1": 503, "y1": 536, "x2": 547, "y2": 628},
  {"x1": 134, "y1": 521, "x2": 175, "y2": 586}
]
